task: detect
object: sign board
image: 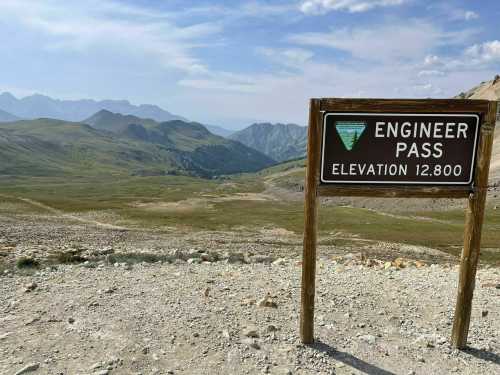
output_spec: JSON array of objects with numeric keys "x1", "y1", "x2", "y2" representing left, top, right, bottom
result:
[
  {"x1": 321, "y1": 113, "x2": 480, "y2": 185},
  {"x1": 300, "y1": 98, "x2": 498, "y2": 351}
]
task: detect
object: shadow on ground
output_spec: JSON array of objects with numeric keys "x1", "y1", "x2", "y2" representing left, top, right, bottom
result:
[
  {"x1": 465, "y1": 347, "x2": 500, "y2": 366},
  {"x1": 308, "y1": 341, "x2": 397, "y2": 375}
]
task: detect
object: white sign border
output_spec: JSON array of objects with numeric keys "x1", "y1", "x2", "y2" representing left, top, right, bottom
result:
[{"x1": 320, "y1": 112, "x2": 480, "y2": 185}]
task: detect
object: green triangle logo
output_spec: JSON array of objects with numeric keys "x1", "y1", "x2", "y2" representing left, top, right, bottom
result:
[{"x1": 335, "y1": 121, "x2": 366, "y2": 151}]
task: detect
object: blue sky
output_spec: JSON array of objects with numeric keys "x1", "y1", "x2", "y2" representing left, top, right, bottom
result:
[{"x1": 1, "y1": 0, "x2": 499, "y2": 129}]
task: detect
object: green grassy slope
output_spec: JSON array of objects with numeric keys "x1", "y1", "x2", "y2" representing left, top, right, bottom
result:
[
  {"x1": 0, "y1": 119, "x2": 180, "y2": 176},
  {"x1": 0, "y1": 117, "x2": 275, "y2": 177},
  {"x1": 0, "y1": 174, "x2": 499, "y2": 264}
]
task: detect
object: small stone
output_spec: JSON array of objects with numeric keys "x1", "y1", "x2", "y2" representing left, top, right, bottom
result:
[
  {"x1": 193, "y1": 332, "x2": 199, "y2": 338},
  {"x1": 257, "y1": 294, "x2": 278, "y2": 308},
  {"x1": 272, "y1": 258, "x2": 286, "y2": 266},
  {"x1": 266, "y1": 324, "x2": 278, "y2": 332},
  {"x1": 415, "y1": 261, "x2": 426, "y2": 268},
  {"x1": 14, "y1": 363, "x2": 40, "y2": 375},
  {"x1": 90, "y1": 362, "x2": 102, "y2": 370},
  {"x1": 94, "y1": 370, "x2": 109, "y2": 375},
  {"x1": 25, "y1": 316, "x2": 40, "y2": 325},
  {"x1": 413, "y1": 334, "x2": 446, "y2": 348},
  {"x1": 242, "y1": 337, "x2": 260, "y2": 349},
  {"x1": 250, "y1": 255, "x2": 273, "y2": 264},
  {"x1": 241, "y1": 298, "x2": 256, "y2": 306},
  {"x1": 24, "y1": 282, "x2": 37, "y2": 292},
  {"x1": 242, "y1": 326, "x2": 259, "y2": 338},
  {"x1": 393, "y1": 258, "x2": 407, "y2": 269},
  {"x1": 359, "y1": 334, "x2": 376, "y2": 344},
  {"x1": 0, "y1": 332, "x2": 12, "y2": 340},
  {"x1": 481, "y1": 310, "x2": 488, "y2": 317},
  {"x1": 226, "y1": 252, "x2": 246, "y2": 264},
  {"x1": 68, "y1": 317, "x2": 75, "y2": 324},
  {"x1": 142, "y1": 346, "x2": 150, "y2": 354},
  {"x1": 99, "y1": 246, "x2": 114, "y2": 255}
]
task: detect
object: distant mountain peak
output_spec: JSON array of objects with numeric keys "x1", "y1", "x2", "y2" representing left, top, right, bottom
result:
[
  {"x1": 0, "y1": 91, "x2": 186, "y2": 123},
  {"x1": 0, "y1": 108, "x2": 20, "y2": 122},
  {"x1": 230, "y1": 122, "x2": 306, "y2": 162}
]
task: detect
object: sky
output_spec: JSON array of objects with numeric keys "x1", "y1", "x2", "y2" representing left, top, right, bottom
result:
[{"x1": 0, "y1": 0, "x2": 499, "y2": 129}]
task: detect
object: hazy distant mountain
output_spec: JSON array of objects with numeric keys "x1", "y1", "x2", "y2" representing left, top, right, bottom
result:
[
  {"x1": 230, "y1": 123, "x2": 307, "y2": 162},
  {"x1": 84, "y1": 110, "x2": 158, "y2": 135},
  {"x1": 0, "y1": 92, "x2": 186, "y2": 123},
  {"x1": 0, "y1": 108, "x2": 19, "y2": 122},
  {"x1": 0, "y1": 113, "x2": 275, "y2": 177},
  {"x1": 204, "y1": 124, "x2": 234, "y2": 137}
]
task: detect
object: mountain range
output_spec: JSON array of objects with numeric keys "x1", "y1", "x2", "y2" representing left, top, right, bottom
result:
[
  {"x1": 0, "y1": 109, "x2": 19, "y2": 122},
  {"x1": 0, "y1": 92, "x2": 234, "y2": 138},
  {"x1": 0, "y1": 111, "x2": 275, "y2": 178},
  {"x1": 229, "y1": 123, "x2": 307, "y2": 162},
  {"x1": 1, "y1": 76, "x2": 498, "y2": 179},
  {"x1": 0, "y1": 92, "x2": 185, "y2": 123}
]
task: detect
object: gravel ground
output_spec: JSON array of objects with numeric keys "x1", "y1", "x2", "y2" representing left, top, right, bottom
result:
[
  {"x1": 1, "y1": 252, "x2": 499, "y2": 374},
  {"x1": 1, "y1": 214, "x2": 499, "y2": 375}
]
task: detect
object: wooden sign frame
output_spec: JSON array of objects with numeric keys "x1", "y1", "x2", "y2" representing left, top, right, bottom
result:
[{"x1": 300, "y1": 98, "x2": 498, "y2": 349}]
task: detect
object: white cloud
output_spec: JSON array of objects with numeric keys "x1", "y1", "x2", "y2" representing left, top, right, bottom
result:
[
  {"x1": 173, "y1": 2, "x2": 296, "y2": 20},
  {"x1": 179, "y1": 72, "x2": 262, "y2": 93},
  {"x1": 256, "y1": 47, "x2": 314, "y2": 68},
  {"x1": 418, "y1": 70, "x2": 445, "y2": 77},
  {"x1": 421, "y1": 40, "x2": 500, "y2": 74},
  {"x1": 464, "y1": 11, "x2": 479, "y2": 21},
  {"x1": 423, "y1": 55, "x2": 443, "y2": 67},
  {"x1": 288, "y1": 21, "x2": 476, "y2": 62},
  {"x1": 412, "y1": 83, "x2": 443, "y2": 95},
  {"x1": 0, "y1": 0, "x2": 222, "y2": 74},
  {"x1": 465, "y1": 40, "x2": 500, "y2": 65},
  {"x1": 300, "y1": 0, "x2": 406, "y2": 14},
  {"x1": 426, "y1": 4, "x2": 479, "y2": 22}
]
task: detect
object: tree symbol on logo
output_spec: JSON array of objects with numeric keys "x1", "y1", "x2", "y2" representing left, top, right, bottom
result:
[{"x1": 352, "y1": 131, "x2": 359, "y2": 147}]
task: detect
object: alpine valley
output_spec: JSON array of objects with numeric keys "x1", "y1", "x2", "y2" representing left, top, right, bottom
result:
[{"x1": 0, "y1": 108, "x2": 275, "y2": 177}]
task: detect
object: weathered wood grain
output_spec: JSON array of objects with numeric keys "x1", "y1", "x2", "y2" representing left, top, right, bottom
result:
[
  {"x1": 451, "y1": 100, "x2": 498, "y2": 349},
  {"x1": 320, "y1": 98, "x2": 490, "y2": 113},
  {"x1": 451, "y1": 102, "x2": 497, "y2": 349},
  {"x1": 318, "y1": 185, "x2": 471, "y2": 198},
  {"x1": 300, "y1": 99, "x2": 322, "y2": 344}
]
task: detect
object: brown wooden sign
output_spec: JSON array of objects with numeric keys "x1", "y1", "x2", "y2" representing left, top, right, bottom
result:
[
  {"x1": 321, "y1": 113, "x2": 480, "y2": 185},
  {"x1": 300, "y1": 98, "x2": 498, "y2": 349}
]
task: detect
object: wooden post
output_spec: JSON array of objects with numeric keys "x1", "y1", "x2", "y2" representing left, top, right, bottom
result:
[
  {"x1": 300, "y1": 99, "x2": 322, "y2": 344},
  {"x1": 451, "y1": 100, "x2": 498, "y2": 349}
]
